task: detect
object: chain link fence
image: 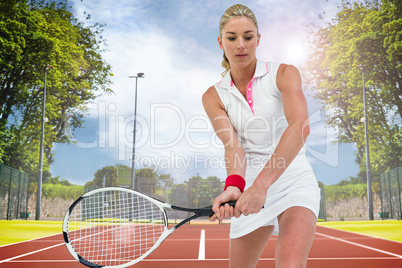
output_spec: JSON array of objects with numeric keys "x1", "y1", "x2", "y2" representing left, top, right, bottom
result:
[
  {"x1": 318, "y1": 187, "x2": 327, "y2": 221},
  {"x1": 380, "y1": 166, "x2": 402, "y2": 219},
  {"x1": 0, "y1": 164, "x2": 29, "y2": 220},
  {"x1": 85, "y1": 175, "x2": 327, "y2": 222}
]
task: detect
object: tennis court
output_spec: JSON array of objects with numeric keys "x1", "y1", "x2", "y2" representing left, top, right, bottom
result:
[{"x1": 1, "y1": 223, "x2": 401, "y2": 267}]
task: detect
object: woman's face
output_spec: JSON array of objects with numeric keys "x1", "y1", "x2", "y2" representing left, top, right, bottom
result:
[{"x1": 218, "y1": 16, "x2": 260, "y2": 70}]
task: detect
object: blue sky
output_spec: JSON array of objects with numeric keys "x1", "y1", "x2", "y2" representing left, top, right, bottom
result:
[{"x1": 50, "y1": 0, "x2": 360, "y2": 186}]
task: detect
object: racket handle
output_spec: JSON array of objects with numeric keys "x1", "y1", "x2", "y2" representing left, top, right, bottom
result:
[
  {"x1": 197, "y1": 201, "x2": 237, "y2": 217},
  {"x1": 204, "y1": 201, "x2": 264, "y2": 217},
  {"x1": 221, "y1": 201, "x2": 237, "y2": 208}
]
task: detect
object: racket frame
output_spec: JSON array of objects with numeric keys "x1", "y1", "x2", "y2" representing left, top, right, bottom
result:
[{"x1": 63, "y1": 187, "x2": 229, "y2": 268}]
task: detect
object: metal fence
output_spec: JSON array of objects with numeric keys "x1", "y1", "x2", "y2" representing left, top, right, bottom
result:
[
  {"x1": 86, "y1": 176, "x2": 327, "y2": 221},
  {"x1": 0, "y1": 164, "x2": 30, "y2": 220},
  {"x1": 318, "y1": 187, "x2": 327, "y2": 221},
  {"x1": 380, "y1": 166, "x2": 402, "y2": 220}
]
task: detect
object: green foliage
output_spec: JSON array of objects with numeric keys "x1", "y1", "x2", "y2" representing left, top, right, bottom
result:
[
  {"x1": 175, "y1": 175, "x2": 224, "y2": 208},
  {"x1": 0, "y1": 125, "x2": 15, "y2": 165},
  {"x1": 157, "y1": 173, "x2": 173, "y2": 200},
  {"x1": 135, "y1": 167, "x2": 157, "y2": 180},
  {"x1": 116, "y1": 164, "x2": 131, "y2": 177},
  {"x1": 79, "y1": 166, "x2": 234, "y2": 210},
  {"x1": 168, "y1": 183, "x2": 189, "y2": 207},
  {"x1": 327, "y1": 175, "x2": 380, "y2": 201},
  {"x1": 134, "y1": 167, "x2": 157, "y2": 195},
  {"x1": 46, "y1": 176, "x2": 72, "y2": 186},
  {"x1": 42, "y1": 183, "x2": 84, "y2": 200},
  {"x1": 324, "y1": 183, "x2": 367, "y2": 202},
  {"x1": 205, "y1": 176, "x2": 223, "y2": 204},
  {"x1": 34, "y1": 173, "x2": 84, "y2": 200},
  {"x1": 84, "y1": 166, "x2": 119, "y2": 188},
  {"x1": 336, "y1": 176, "x2": 363, "y2": 186},
  {"x1": 157, "y1": 173, "x2": 174, "y2": 189},
  {"x1": 0, "y1": 0, "x2": 112, "y2": 184},
  {"x1": 304, "y1": 0, "x2": 402, "y2": 183}
]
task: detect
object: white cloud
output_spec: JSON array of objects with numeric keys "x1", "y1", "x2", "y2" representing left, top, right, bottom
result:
[{"x1": 51, "y1": 0, "x2": 357, "y2": 185}]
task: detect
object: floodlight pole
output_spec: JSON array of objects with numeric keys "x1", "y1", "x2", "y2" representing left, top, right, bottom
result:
[
  {"x1": 36, "y1": 65, "x2": 51, "y2": 220},
  {"x1": 128, "y1": 73, "x2": 145, "y2": 191},
  {"x1": 359, "y1": 65, "x2": 373, "y2": 220}
]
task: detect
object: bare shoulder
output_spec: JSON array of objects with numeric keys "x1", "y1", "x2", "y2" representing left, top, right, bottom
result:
[
  {"x1": 277, "y1": 64, "x2": 301, "y2": 78},
  {"x1": 202, "y1": 86, "x2": 217, "y2": 103},
  {"x1": 202, "y1": 85, "x2": 223, "y2": 111},
  {"x1": 276, "y1": 64, "x2": 302, "y2": 93}
]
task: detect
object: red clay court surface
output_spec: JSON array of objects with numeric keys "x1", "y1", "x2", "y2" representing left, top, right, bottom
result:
[{"x1": 0, "y1": 224, "x2": 401, "y2": 267}]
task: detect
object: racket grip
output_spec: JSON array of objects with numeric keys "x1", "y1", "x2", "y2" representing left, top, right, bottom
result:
[
  {"x1": 194, "y1": 201, "x2": 236, "y2": 217},
  {"x1": 199, "y1": 201, "x2": 236, "y2": 217},
  {"x1": 221, "y1": 201, "x2": 237, "y2": 208},
  {"x1": 206, "y1": 201, "x2": 264, "y2": 217}
]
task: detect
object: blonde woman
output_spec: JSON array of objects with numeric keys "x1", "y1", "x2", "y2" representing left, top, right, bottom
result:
[{"x1": 202, "y1": 4, "x2": 320, "y2": 268}]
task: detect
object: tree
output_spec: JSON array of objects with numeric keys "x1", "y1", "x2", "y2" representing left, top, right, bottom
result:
[
  {"x1": 157, "y1": 173, "x2": 174, "y2": 201},
  {"x1": 135, "y1": 167, "x2": 157, "y2": 195},
  {"x1": 187, "y1": 175, "x2": 202, "y2": 208},
  {"x1": 203, "y1": 176, "x2": 222, "y2": 204},
  {"x1": 168, "y1": 183, "x2": 189, "y2": 207},
  {"x1": 304, "y1": 0, "x2": 402, "y2": 185},
  {"x1": 84, "y1": 166, "x2": 119, "y2": 188},
  {"x1": 115, "y1": 164, "x2": 131, "y2": 186},
  {"x1": 47, "y1": 176, "x2": 72, "y2": 186},
  {"x1": 336, "y1": 176, "x2": 363, "y2": 186},
  {"x1": 0, "y1": 0, "x2": 112, "y2": 184}
]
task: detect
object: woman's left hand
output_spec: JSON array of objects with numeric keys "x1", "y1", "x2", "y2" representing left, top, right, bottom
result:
[{"x1": 233, "y1": 183, "x2": 267, "y2": 218}]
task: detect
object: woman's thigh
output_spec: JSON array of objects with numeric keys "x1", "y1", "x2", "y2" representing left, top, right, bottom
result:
[
  {"x1": 275, "y1": 206, "x2": 317, "y2": 268},
  {"x1": 229, "y1": 225, "x2": 274, "y2": 268}
]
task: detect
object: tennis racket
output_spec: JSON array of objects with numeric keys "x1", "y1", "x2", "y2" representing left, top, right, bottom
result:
[{"x1": 63, "y1": 187, "x2": 235, "y2": 267}]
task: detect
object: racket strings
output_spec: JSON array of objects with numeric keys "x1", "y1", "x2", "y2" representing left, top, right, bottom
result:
[{"x1": 67, "y1": 189, "x2": 165, "y2": 266}]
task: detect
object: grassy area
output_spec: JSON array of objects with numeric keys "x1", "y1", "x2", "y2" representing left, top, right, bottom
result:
[
  {"x1": 318, "y1": 220, "x2": 402, "y2": 242},
  {"x1": 0, "y1": 219, "x2": 187, "y2": 246},
  {"x1": 1, "y1": 219, "x2": 401, "y2": 247},
  {"x1": 0, "y1": 220, "x2": 62, "y2": 246}
]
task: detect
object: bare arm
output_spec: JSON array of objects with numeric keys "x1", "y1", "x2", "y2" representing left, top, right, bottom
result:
[
  {"x1": 202, "y1": 86, "x2": 245, "y2": 220},
  {"x1": 236, "y1": 64, "x2": 311, "y2": 215}
]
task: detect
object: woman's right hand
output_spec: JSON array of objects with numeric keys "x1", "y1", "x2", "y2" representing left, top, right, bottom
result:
[{"x1": 209, "y1": 186, "x2": 242, "y2": 222}]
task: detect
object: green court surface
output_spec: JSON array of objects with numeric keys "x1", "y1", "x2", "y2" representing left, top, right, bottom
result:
[
  {"x1": 1, "y1": 220, "x2": 401, "y2": 247},
  {"x1": 0, "y1": 220, "x2": 63, "y2": 246},
  {"x1": 318, "y1": 220, "x2": 402, "y2": 242}
]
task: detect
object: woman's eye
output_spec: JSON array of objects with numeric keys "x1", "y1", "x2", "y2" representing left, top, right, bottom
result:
[
  {"x1": 245, "y1": 36, "x2": 253, "y2": 41},
  {"x1": 228, "y1": 36, "x2": 236, "y2": 41}
]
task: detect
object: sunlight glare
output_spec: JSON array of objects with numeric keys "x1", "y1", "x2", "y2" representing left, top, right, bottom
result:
[{"x1": 286, "y1": 43, "x2": 308, "y2": 65}]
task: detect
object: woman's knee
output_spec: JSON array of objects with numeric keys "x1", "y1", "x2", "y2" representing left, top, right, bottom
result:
[
  {"x1": 229, "y1": 225, "x2": 274, "y2": 268},
  {"x1": 275, "y1": 207, "x2": 317, "y2": 267}
]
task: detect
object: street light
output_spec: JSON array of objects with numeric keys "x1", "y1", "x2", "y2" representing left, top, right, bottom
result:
[
  {"x1": 128, "y1": 73, "x2": 145, "y2": 190},
  {"x1": 358, "y1": 65, "x2": 373, "y2": 220},
  {"x1": 36, "y1": 65, "x2": 52, "y2": 220}
]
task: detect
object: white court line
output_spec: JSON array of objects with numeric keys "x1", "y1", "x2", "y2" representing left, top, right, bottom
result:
[
  {"x1": 0, "y1": 227, "x2": 207, "y2": 264},
  {"x1": 318, "y1": 225, "x2": 402, "y2": 244},
  {"x1": 0, "y1": 233, "x2": 61, "y2": 248},
  {"x1": 0, "y1": 225, "x2": 123, "y2": 264},
  {"x1": 316, "y1": 231, "x2": 402, "y2": 259},
  {"x1": 7, "y1": 257, "x2": 402, "y2": 263},
  {"x1": 0, "y1": 242, "x2": 65, "y2": 264},
  {"x1": 198, "y1": 229, "x2": 206, "y2": 260}
]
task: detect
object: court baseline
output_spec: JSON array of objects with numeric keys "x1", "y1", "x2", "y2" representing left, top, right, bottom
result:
[{"x1": 0, "y1": 224, "x2": 401, "y2": 267}]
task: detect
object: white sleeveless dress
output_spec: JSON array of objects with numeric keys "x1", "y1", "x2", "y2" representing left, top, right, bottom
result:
[{"x1": 213, "y1": 59, "x2": 320, "y2": 238}]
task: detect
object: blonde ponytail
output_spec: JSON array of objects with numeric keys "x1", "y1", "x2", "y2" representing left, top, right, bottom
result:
[{"x1": 221, "y1": 52, "x2": 231, "y2": 77}]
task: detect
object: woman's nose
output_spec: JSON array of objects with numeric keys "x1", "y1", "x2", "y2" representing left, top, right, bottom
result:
[{"x1": 237, "y1": 38, "x2": 245, "y2": 50}]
